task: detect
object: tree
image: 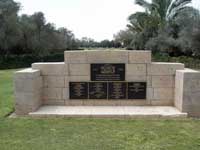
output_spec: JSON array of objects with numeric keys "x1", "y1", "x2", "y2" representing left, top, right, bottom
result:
[
  {"x1": 57, "y1": 27, "x2": 77, "y2": 50},
  {"x1": 114, "y1": 29, "x2": 135, "y2": 47},
  {"x1": 127, "y1": 0, "x2": 193, "y2": 35},
  {"x1": 18, "y1": 14, "x2": 37, "y2": 53},
  {"x1": 0, "y1": 0, "x2": 21, "y2": 55},
  {"x1": 134, "y1": 0, "x2": 192, "y2": 24}
]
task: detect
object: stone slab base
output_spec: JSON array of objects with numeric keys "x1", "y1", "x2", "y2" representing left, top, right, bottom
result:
[{"x1": 28, "y1": 106, "x2": 187, "y2": 118}]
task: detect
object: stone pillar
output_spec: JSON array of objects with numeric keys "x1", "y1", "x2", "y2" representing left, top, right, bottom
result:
[
  {"x1": 175, "y1": 69, "x2": 200, "y2": 117},
  {"x1": 14, "y1": 68, "x2": 42, "y2": 115}
]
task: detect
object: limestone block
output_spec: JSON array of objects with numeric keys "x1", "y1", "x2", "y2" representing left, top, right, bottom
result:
[
  {"x1": 129, "y1": 50, "x2": 151, "y2": 63},
  {"x1": 175, "y1": 69, "x2": 200, "y2": 116},
  {"x1": 14, "y1": 77, "x2": 42, "y2": 92},
  {"x1": 43, "y1": 88, "x2": 63, "y2": 100},
  {"x1": 93, "y1": 100, "x2": 121, "y2": 106},
  {"x1": 65, "y1": 51, "x2": 87, "y2": 63},
  {"x1": 15, "y1": 91, "x2": 42, "y2": 115},
  {"x1": 152, "y1": 76, "x2": 174, "y2": 88},
  {"x1": 126, "y1": 64, "x2": 147, "y2": 76},
  {"x1": 148, "y1": 62, "x2": 184, "y2": 75},
  {"x1": 32, "y1": 63, "x2": 68, "y2": 75},
  {"x1": 15, "y1": 91, "x2": 41, "y2": 106},
  {"x1": 126, "y1": 75, "x2": 146, "y2": 81},
  {"x1": 151, "y1": 100, "x2": 174, "y2": 106},
  {"x1": 182, "y1": 92, "x2": 200, "y2": 107},
  {"x1": 147, "y1": 88, "x2": 154, "y2": 100},
  {"x1": 153, "y1": 88, "x2": 174, "y2": 100},
  {"x1": 83, "y1": 100, "x2": 95, "y2": 106},
  {"x1": 87, "y1": 50, "x2": 110, "y2": 63},
  {"x1": 87, "y1": 50, "x2": 128, "y2": 63},
  {"x1": 183, "y1": 78, "x2": 200, "y2": 92},
  {"x1": 175, "y1": 70, "x2": 184, "y2": 110},
  {"x1": 43, "y1": 99, "x2": 65, "y2": 105},
  {"x1": 43, "y1": 76, "x2": 65, "y2": 88},
  {"x1": 65, "y1": 100, "x2": 83, "y2": 106},
  {"x1": 15, "y1": 68, "x2": 40, "y2": 79},
  {"x1": 109, "y1": 50, "x2": 129, "y2": 63},
  {"x1": 182, "y1": 105, "x2": 200, "y2": 115},
  {"x1": 15, "y1": 104, "x2": 38, "y2": 115},
  {"x1": 62, "y1": 88, "x2": 69, "y2": 100},
  {"x1": 120, "y1": 100, "x2": 149, "y2": 106},
  {"x1": 68, "y1": 76, "x2": 90, "y2": 81},
  {"x1": 69, "y1": 64, "x2": 90, "y2": 76},
  {"x1": 147, "y1": 76, "x2": 152, "y2": 87}
]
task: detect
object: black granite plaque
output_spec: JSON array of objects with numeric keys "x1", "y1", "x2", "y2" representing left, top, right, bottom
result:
[
  {"x1": 91, "y1": 64, "x2": 125, "y2": 81},
  {"x1": 69, "y1": 82, "x2": 88, "y2": 99},
  {"x1": 108, "y1": 82, "x2": 127, "y2": 99},
  {"x1": 89, "y1": 82, "x2": 108, "y2": 99},
  {"x1": 128, "y1": 82, "x2": 146, "y2": 99}
]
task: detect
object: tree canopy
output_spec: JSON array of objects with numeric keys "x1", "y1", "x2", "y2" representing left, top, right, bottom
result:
[{"x1": 114, "y1": 0, "x2": 200, "y2": 57}]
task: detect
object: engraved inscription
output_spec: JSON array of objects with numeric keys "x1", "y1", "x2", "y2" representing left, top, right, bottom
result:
[
  {"x1": 69, "y1": 82, "x2": 88, "y2": 99},
  {"x1": 89, "y1": 82, "x2": 107, "y2": 99},
  {"x1": 69, "y1": 81, "x2": 147, "y2": 100},
  {"x1": 108, "y1": 82, "x2": 127, "y2": 99},
  {"x1": 91, "y1": 64, "x2": 125, "y2": 81},
  {"x1": 128, "y1": 82, "x2": 146, "y2": 99}
]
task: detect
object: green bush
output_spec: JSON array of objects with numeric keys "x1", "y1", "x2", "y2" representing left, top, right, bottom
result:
[
  {"x1": 1, "y1": 52, "x2": 200, "y2": 70},
  {"x1": 153, "y1": 53, "x2": 200, "y2": 69},
  {"x1": 0, "y1": 53, "x2": 64, "y2": 69}
]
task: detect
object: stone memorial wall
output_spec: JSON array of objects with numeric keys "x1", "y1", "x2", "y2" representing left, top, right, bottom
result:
[{"x1": 14, "y1": 50, "x2": 200, "y2": 117}]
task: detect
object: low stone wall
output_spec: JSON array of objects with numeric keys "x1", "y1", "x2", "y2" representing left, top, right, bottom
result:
[
  {"x1": 14, "y1": 50, "x2": 200, "y2": 117},
  {"x1": 32, "y1": 50, "x2": 184, "y2": 106}
]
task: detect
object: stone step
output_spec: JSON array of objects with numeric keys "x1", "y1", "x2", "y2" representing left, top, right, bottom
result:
[{"x1": 29, "y1": 106, "x2": 187, "y2": 118}]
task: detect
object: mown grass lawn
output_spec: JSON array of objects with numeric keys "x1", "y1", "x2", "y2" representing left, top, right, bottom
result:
[{"x1": 0, "y1": 69, "x2": 200, "y2": 150}]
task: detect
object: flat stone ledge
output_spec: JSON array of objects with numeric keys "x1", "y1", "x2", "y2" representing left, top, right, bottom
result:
[
  {"x1": 29, "y1": 106, "x2": 187, "y2": 118},
  {"x1": 64, "y1": 50, "x2": 152, "y2": 64},
  {"x1": 15, "y1": 68, "x2": 40, "y2": 79},
  {"x1": 148, "y1": 62, "x2": 185, "y2": 75},
  {"x1": 32, "y1": 62, "x2": 68, "y2": 75}
]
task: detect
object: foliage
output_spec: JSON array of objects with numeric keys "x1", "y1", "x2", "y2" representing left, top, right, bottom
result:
[
  {"x1": 153, "y1": 53, "x2": 200, "y2": 69},
  {"x1": 77, "y1": 37, "x2": 121, "y2": 48},
  {"x1": 0, "y1": 53, "x2": 64, "y2": 69},
  {"x1": 115, "y1": 0, "x2": 200, "y2": 57},
  {"x1": 0, "y1": 0, "x2": 78, "y2": 56},
  {"x1": 114, "y1": 29, "x2": 135, "y2": 47},
  {"x1": 0, "y1": 0, "x2": 21, "y2": 54}
]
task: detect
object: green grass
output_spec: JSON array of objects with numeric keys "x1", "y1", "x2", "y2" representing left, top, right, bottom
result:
[
  {"x1": 0, "y1": 69, "x2": 200, "y2": 150},
  {"x1": 0, "y1": 69, "x2": 17, "y2": 117}
]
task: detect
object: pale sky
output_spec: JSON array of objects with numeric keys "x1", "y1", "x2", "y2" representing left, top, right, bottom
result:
[{"x1": 16, "y1": 0, "x2": 200, "y2": 41}]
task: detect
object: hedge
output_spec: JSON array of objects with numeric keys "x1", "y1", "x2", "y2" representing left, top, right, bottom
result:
[
  {"x1": 0, "y1": 53, "x2": 64, "y2": 69},
  {"x1": 153, "y1": 53, "x2": 200, "y2": 69},
  {"x1": 1, "y1": 52, "x2": 200, "y2": 70}
]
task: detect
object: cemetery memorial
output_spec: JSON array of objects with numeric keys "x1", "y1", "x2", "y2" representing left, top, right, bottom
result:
[{"x1": 14, "y1": 50, "x2": 200, "y2": 117}]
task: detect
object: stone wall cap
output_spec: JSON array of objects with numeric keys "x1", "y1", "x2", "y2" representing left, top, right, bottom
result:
[
  {"x1": 65, "y1": 49, "x2": 126, "y2": 52},
  {"x1": 15, "y1": 68, "x2": 40, "y2": 79},
  {"x1": 129, "y1": 50, "x2": 151, "y2": 52},
  {"x1": 151, "y1": 62, "x2": 184, "y2": 65},
  {"x1": 16, "y1": 68, "x2": 40, "y2": 73},
  {"x1": 176, "y1": 68, "x2": 199, "y2": 73},
  {"x1": 32, "y1": 62, "x2": 64, "y2": 65}
]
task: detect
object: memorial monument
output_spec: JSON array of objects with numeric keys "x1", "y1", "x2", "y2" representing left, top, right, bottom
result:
[{"x1": 14, "y1": 50, "x2": 200, "y2": 117}]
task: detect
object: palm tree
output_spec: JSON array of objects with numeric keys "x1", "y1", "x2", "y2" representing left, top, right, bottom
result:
[
  {"x1": 128, "y1": 0, "x2": 192, "y2": 32},
  {"x1": 136, "y1": 0, "x2": 192, "y2": 21}
]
